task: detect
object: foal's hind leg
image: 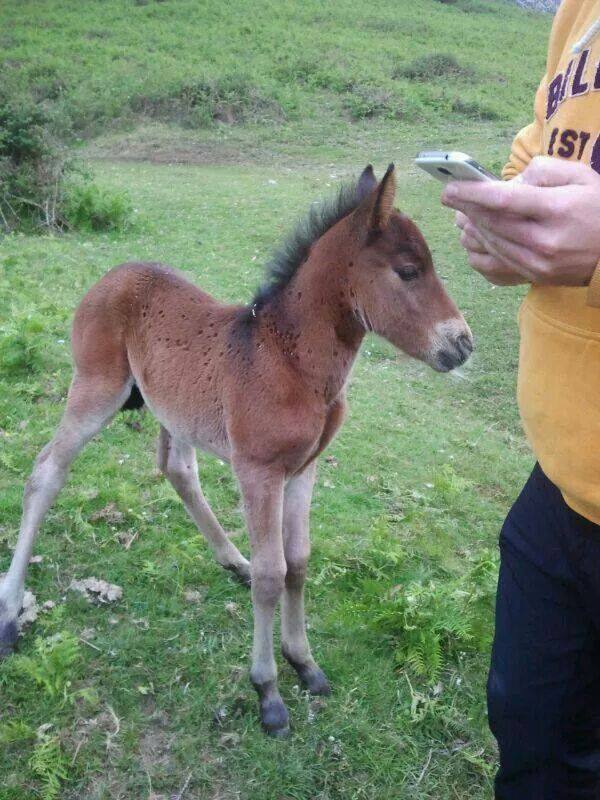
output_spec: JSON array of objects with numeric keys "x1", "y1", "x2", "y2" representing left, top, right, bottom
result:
[
  {"x1": 157, "y1": 428, "x2": 250, "y2": 585},
  {"x1": 281, "y1": 462, "x2": 330, "y2": 695},
  {"x1": 0, "y1": 374, "x2": 131, "y2": 656}
]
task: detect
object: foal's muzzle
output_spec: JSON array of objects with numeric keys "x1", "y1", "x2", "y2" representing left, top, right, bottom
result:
[{"x1": 433, "y1": 331, "x2": 474, "y2": 372}]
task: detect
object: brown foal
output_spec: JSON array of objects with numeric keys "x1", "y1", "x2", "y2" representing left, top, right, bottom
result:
[{"x1": 0, "y1": 164, "x2": 473, "y2": 736}]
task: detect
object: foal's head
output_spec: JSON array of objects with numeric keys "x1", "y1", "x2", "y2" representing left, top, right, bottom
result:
[{"x1": 337, "y1": 164, "x2": 473, "y2": 372}]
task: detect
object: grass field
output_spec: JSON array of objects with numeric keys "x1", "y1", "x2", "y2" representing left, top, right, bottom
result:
[{"x1": 0, "y1": 1, "x2": 551, "y2": 798}]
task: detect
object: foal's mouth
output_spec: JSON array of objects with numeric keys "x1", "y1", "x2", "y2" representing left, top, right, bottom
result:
[
  {"x1": 431, "y1": 332, "x2": 474, "y2": 372},
  {"x1": 426, "y1": 318, "x2": 474, "y2": 372}
]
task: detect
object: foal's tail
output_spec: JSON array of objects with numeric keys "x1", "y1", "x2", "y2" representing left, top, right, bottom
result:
[{"x1": 121, "y1": 383, "x2": 145, "y2": 411}]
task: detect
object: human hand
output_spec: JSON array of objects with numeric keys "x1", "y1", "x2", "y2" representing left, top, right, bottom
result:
[
  {"x1": 442, "y1": 157, "x2": 600, "y2": 287},
  {"x1": 455, "y1": 210, "x2": 529, "y2": 286}
]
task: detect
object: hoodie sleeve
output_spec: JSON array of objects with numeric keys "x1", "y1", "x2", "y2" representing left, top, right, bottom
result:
[{"x1": 502, "y1": 74, "x2": 547, "y2": 180}]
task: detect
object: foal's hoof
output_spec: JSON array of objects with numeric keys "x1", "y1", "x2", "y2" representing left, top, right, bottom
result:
[
  {"x1": 282, "y1": 649, "x2": 331, "y2": 696},
  {"x1": 0, "y1": 618, "x2": 19, "y2": 659},
  {"x1": 252, "y1": 678, "x2": 291, "y2": 737},
  {"x1": 223, "y1": 563, "x2": 251, "y2": 588},
  {"x1": 302, "y1": 667, "x2": 331, "y2": 697},
  {"x1": 260, "y1": 697, "x2": 290, "y2": 738}
]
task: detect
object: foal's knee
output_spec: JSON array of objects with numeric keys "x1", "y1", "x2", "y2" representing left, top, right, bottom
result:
[
  {"x1": 284, "y1": 540, "x2": 310, "y2": 590},
  {"x1": 284, "y1": 555, "x2": 309, "y2": 590},
  {"x1": 251, "y1": 560, "x2": 286, "y2": 606}
]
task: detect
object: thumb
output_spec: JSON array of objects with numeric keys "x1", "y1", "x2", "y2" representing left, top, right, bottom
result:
[{"x1": 522, "y1": 155, "x2": 592, "y2": 187}]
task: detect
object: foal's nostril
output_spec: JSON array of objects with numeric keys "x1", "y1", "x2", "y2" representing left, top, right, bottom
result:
[
  {"x1": 437, "y1": 350, "x2": 457, "y2": 371},
  {"x1": 456, "y1": 333, "x2": 474, "y2": 358}
]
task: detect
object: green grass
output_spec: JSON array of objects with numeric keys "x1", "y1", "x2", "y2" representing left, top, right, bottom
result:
[
  {"x1": 0, "y1": 159, "x2": 532, "y2": 800},
  {"x1": 0, "y1": 0, "x2": 550, "y2": 797},
  {"x1": 2, "y1": 0, "x2": 549, "y2": 138}
]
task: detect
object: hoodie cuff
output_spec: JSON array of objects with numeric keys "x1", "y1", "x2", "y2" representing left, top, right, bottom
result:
[{"x1": 587, "y1": 258, "x2": 600, "y2": 307}]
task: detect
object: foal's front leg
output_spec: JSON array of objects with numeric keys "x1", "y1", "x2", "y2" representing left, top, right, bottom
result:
[
  {"x1": 235, "y1": 461, "x2": 289, "y2": 736},
  {"x1": 281, "y1": 462, "x2": 330, "y2": 695}
]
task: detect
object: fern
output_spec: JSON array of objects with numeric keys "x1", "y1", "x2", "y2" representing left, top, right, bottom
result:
[
  {"x1": 14, "y1": 631, "x2": 80, "y2": 698},
  {"x1": 374, "y1": 551, "x2": 498, "y2": 684},
  {"x1": 0, "y1": 719, "x2": 35, "y2": 744},
  {"x1": 410, "y1": 633, "x2": 443, "y2": 682},
  {"x1": 29, "y1": 734, "x2": 69, "y2": 800}
]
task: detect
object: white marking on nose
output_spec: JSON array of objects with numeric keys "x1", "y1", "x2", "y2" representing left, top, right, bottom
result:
[
  {"x1": 428, "y1": 317, "x2": 472, "y2": 351},
  {"x1": 425, "y1": 317, "x2": 473, "y2": 372}
]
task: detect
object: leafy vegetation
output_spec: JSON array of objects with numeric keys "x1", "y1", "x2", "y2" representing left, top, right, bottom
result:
[
  {"x1": 1, "y1": 0, "x2": 549, "y2": 136},
  {"x1": 29, "y1": 732, "x2": 70, "y2": 800},
  {"x1": 0, "y1": 96, "x2": 70, "y2": 231},
  {"x1": 374, "y1": 552, "x2": 497, "y2": 682},
  {"x1": 13, "y1": 632, "x2": 81, "y2": 699},
  {"x1": 0, "y1": 96, "x2": 133, "y2": 233},
  {"x1": 0, "y1": 0, "x2": 550, "y2": 797},
  {"x1": 62, "y1": 181, "x2": 133, "y2": 233},
  {"x1": 395, "y1": 53, "x2": 474, "y2": 81}
]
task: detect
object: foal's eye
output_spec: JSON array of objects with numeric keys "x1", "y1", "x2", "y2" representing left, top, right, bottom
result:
[{"x1": 394, "y1": 265, "x2": 420, "y2": 282}]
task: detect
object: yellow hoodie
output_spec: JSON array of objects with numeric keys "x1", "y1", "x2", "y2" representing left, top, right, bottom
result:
[{"x1": 503, "y1": 0, "x2": 600, "y2": 523}]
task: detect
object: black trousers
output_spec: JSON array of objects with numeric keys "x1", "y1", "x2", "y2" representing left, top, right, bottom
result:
[{"x1": 488, "y1": 464, "x2": 600, "y2": 798}]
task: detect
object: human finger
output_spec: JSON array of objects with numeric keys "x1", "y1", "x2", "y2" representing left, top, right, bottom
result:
[
  {"x1": 466, "y1": 251, "x2": 530, "y2": 286},
  {"x1": 522, "y1": 155, "x2": 595, "y2": 187},
  {"x1": 442, "y1": 179, "x2": 552, "y2": 218},
  {"x1": 460, "y1": 228, "x2": 488, "y2": 255}
]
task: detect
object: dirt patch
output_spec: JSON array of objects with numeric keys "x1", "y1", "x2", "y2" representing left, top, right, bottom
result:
[
  {"x1": 85, "y1": 127, "x2": 262, "y2": 166},
  {"x1": 90, "y1": 502, "x2": 125, "y2": 525},
  {"x1": 513, "y1": 0, "x2": 558, "y2": 10},
  {"x1": 139, "y1": 726, "x2": 176, "y2": 772}
]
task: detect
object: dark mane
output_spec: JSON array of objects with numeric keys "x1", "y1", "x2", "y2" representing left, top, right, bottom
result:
[{"x1": 249, "y1": 178, "x2": 362, "y2": 314}]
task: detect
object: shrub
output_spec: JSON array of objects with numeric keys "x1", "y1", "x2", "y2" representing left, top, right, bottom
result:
[
  {"x1": 132, "y1": 75, "x2": 285, "y2": 127},
  {"x1": 179, "y1": 76, "x2": 285, "y2": 126},
  {"x1": 63, "y1": 181, "x2": 133, "y2": 232},
  {"x1": 29, "y1": 732, "x2": 69, "y2": 800},
  {"x1": 396, "y1": 53, "x2": 474, "y2": 81},
  {"x1": 0, "y1": 93, "x2": 133, "y2": 233},
  {"x1": 451, "y1": 97, "x2": 500, "y2": 120},
  {"x1": 433, "y1": 0, "x2": 497, "y2": 10},
  {"x1": 0, "y1": 719, "x2": 35, "y2": 744},
  {"x1": 0, "y1": 96, "x2": 70, "y2": 231},
  {"x1": 344, "y1": 85, "x2": 400, "y2": 120}
]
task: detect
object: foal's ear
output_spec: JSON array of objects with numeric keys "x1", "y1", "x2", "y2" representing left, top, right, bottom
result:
[
  {"x1": 369, "y1": 163, "x2": 396, "y2": 232},
  {"x1": 355, "y1": 163, "x2": 397, "y2": 234},
  {"x1": 357, "y1": 164, "x2": 378, "y2": 201}
]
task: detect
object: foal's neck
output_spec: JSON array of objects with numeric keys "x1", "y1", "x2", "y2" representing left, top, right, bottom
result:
[{"x1": 263, "y1": 248, "x2": 365, "y2": 404}]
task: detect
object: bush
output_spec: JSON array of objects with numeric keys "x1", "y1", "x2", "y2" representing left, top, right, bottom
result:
[
  {"x1": 131, "y1": 74, "x2": 285, "y2": 128},
  {"x1": 0, "y1": 96, "x2": 69, "y2": 231},
  {"x1": 344, "y1": 85, "x2": 400, "y2": 120},
  {"x1": 451, "y1": 97, "x2": 500, "y2": 120},
  {"x1": 0, "y1": 93, "x2": 133, "y2": 233},
  {"x1": 63, "y1": 181, "x2": 133, "y2": 232},
  {"x1": 396, "y1": 53, "x2": 474, "y2": 81}
]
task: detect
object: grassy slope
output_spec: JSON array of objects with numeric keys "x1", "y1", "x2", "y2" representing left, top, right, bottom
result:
[
  {"x1": 0, "y1": 1, "x2": 551, "y2": 798},
  {"x1": 2, "y1": 0, "x2": 547, "y2": 139}
]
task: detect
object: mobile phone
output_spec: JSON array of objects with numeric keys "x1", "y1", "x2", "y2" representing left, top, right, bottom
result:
[{"x1": 415, "y1": 150, "x2": 499, "y2": 183}]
